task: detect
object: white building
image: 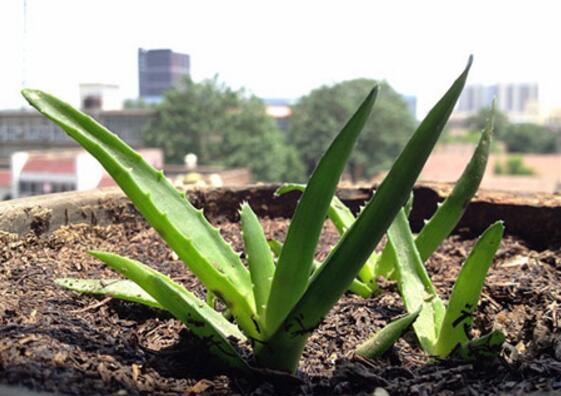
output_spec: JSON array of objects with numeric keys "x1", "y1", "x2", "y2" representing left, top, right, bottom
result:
[{"x1": 10, "y1": 149, "x2": 163, "y2": 198}]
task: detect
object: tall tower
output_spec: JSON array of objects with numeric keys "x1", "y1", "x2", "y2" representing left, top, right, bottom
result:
[{"x1": 138, "y1": 48, "x2": 190, "y2": 102}]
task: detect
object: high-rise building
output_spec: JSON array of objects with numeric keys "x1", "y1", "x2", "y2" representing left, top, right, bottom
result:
[
  {"x1": 457, "y1": 83, "x2": 539, "y2": 119},
  {"x1": 138, "y1": 48, "x2": 190, "y2": 101}
]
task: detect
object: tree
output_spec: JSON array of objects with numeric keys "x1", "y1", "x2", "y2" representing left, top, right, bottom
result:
[
  {"x1": 466, "y1": 107, "x2": 556, "y2": 154},
  {"x1": 467, "y1": 106, "x2": 509, "y2": 139},
  {"x1": 287, "y1": 79, "x2": 416, "y2": 181},
  {"x1": 502, "y1": 123, "x2": 557, "y2": 154},
  {"x1": 144, "y1": 77, "x2": 304, "y2": 182}
]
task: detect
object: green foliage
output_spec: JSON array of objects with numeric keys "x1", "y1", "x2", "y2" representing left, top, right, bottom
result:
[
  {"x1": 501, "y1": 123, "x2": 557, "y2": 154},
  {"x1": 467, "y1": 106, "x2": 509, "y2": 139},
  {"x1": 23, "y1": 57, "x2": 470, "y2": 374},
  {"x1": 494, "y1": 155, "x2": 536, "y2": 176},
  {"x1": 144, "y1": 76, "x2": 304, "y2": 182},
  {"x1": 468, "y1": 107, "x2": 556, "y2": 154},
  {"x1": 287, "y1": 79, "x2": 416, "y2": 180}
]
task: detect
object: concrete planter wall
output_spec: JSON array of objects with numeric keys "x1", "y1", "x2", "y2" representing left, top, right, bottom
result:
[{"x1": 0, "y1": 183, "x2": 560, "y2": 248}]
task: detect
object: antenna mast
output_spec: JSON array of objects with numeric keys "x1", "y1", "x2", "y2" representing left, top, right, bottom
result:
[{"x1": 22, "y1": 0, "x2": 28, "y2": 94}]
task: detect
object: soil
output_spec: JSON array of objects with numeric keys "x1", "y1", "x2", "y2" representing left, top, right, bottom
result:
[{"x1": 0, "y1": 214, "x2": 560, "y2": 395}]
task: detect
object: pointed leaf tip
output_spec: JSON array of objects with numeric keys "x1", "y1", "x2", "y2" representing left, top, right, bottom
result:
[{"x1": 21, "y1": 88, "x2": 42, "y2": 103}]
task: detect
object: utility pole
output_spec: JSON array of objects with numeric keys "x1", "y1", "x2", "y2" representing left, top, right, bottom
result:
[{"x1": 21, "y1": 0, "x2": 28, "y2": 103}]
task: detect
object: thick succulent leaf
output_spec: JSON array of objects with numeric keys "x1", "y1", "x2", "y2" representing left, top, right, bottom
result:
[
  {"x1": 55, "y1": 278, "x2": 163, "y2": 309},
  {"x1": 434, "y1": 221, "x2": 504, "y2": 357},
  {"x1": 275, "y1": 183, "x2": 375, "y2": 283},
  {"x1": 387, "y1": 209, "x2": 443, "y2": 353},
  {"x1": 21, "y1": 89, "x2": 258, "y2": 339},
  {"x1": 89, "y1": 251, "x2": 250, "y2": 371},
  {"x1": 376, "y1": 109, "x2": 492, "y2": 284},
  {"x1": 268, "y1": 239, "x2": 372, "y2": 297},
  {"x1": 415, "y1": 104, "x2": 494, "y2": 262},
  {"x1": 240, "y1": 202, "x2": 275, "y2": 323},
  {"x1": 256, "y1": 58, "x2": 472, "y2": 372},
  {"x1": 356, "y1": 306, "x2": 421, "y2": 359},
  {"x1": 266, "y1": 87, "x2": 379, "y2": 332}
]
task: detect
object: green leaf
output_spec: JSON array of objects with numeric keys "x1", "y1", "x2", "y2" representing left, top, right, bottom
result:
[
  {"x1": 55, "y1": 278, "x2": 163, "y2": 309},
  {"x1": 456, "y1": 330, "x2": 505, "y2": 361},
  {"x1": 415, "y1": 102, "x2": 495, "y2": 262},
  {"x1": 268, "y1": 238, "x2": 372, "y2": 297},
  {"x1": 266, "y1": 87, "x2": 379, "y2": 333},
  {"x1": 256, "y1": 57, "x2": 472, "y2": 372},
  {"x1": 387, "y1": 209, "x2": 444, "y2": 353},
  {"x1": 89, "y1": 251, "x2": 250, "y2": 371},
  {"x1": 240, "y1": 202, "x2": 275, "y2": 324},
  {"x1": 275, "y1": 183, "x2": 375, "y2": 284},
  {"x1": 21, "y1": 89, "x2": 258, "y2": 339},
  {"x1": 356, "y1": 306, "x2": 421, "y2": 359},
  {"x1": 434, "y1": 221, "x2": 504, "y2": 357}
]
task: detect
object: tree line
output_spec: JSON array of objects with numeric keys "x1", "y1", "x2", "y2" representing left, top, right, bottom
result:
[
  {"x1": 143, "y1": 77, "x2": 558, "y2": 183},
  {"x1": 144, "y1": 76, "x2": 415, "y2": 183},
  {"x1": 466, "y1": 107, "x2": 558, "y2": 154}
]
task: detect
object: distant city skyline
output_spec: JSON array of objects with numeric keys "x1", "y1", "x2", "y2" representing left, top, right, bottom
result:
[{"x1": 1, "y1": 0, "x2": 560, "y2": 118}]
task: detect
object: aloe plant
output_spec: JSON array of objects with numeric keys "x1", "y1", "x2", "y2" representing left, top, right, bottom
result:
[
  {"x1": 23, "y1": 57, "x2": 472, "y2": 374},
  {"x1": 278, "y1": 102, "x2": 505, "y2": 360},
  {"x1": 354, "y1": 107, "x2": 506, "y2": 360}
]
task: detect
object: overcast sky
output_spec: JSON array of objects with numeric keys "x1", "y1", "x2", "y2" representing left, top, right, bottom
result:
[{"x1": 1, "y1": 0, "x2": 560, "y2": 117}]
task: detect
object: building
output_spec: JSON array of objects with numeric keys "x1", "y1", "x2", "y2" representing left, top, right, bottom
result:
[
  {"x1": 456, "y1": 83, "x2": 539, "y2": 122},
  {"x1": 263, "y1": 98, "x2": 295, "y2": 133},
  {"x1": 138, "y1": 48, "x2": 191, "y2": 102},
  {"x1": 79, "y1": 83, "x2": 123, "y2": 111},
  {"x1": 10, "y1": 149, "x2": 163, "y2": 199},
  {"x1": 0, "y1": 108, "x2": 156, "y2": 159}
]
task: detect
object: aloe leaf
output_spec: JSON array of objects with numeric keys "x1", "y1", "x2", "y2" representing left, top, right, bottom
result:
[
  {"x1": 456, "y1": 330, "x2": 505, "y2": 361},
  {"x1": 375, "y1": 106, "x2": 493, "y2": 284},
  {"x1": 268, "y1": 239, "x2": 372, "y2": 297},
  {"x1": 55, "y1": 278, "x2": 163, "y2": 309},
  {"x1": 240, "y1": 202, "x2": 275, "y2": 324},
  {"x1": 356, "y1": 306, "x2": 421, "y2": 359},
  {"x1": 387, "y1": 209, "x2": 444, "y2": 353},
  {"x1": 21, "y1": 90, "x2": 258, "y2": 339},
  {"x1": 256, "y1": 58, "x2": 472, "y2": 372},
  {"x1": 371, "y1": 193, "x2": 415, "y2": 282},
  {"x1": 415, "y1": 103, "x2": 495, "y2": 262},
  {"x1": 275, "y1": 183, "x2": 376, "y2": 284},
  {"x1": 266, "y1": 87, "x2": 379, "y2": 333},
  {"x1": 434, "y1": 221, "x2": 504, "y2": 357},
  {"x1": 89, "y1": 251, "x2": 250, "y2": 371}
]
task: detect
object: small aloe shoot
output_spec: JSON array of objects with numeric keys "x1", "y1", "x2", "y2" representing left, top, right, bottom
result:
[
  {"x1": 355, "y1": 306, "x2": 421, "y2": 358},
  {"x1": 356, "y1": 107, "x2": 505, "y2": 360},
  {"x1": 380, "y1": 215, "x2": 505, "y2": 359},
  {"x1": 23, "y1": 57, "x2": 471, "y2": 373}
]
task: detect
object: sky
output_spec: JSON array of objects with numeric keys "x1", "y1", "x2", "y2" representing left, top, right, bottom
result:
[{"x1": 1, "y1": 0, "x2": 560, "y2": 117}]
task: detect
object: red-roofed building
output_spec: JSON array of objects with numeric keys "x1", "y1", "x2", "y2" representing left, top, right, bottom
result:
[
  {"x1": 11, "y1": 149, "x2": 162, "y2": 198},
  {"x1": 0, "y1": 170, "x2": 11, "y2": 199}
]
